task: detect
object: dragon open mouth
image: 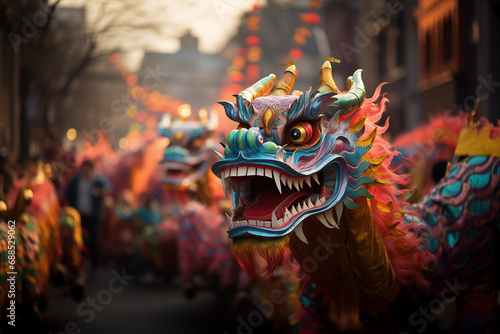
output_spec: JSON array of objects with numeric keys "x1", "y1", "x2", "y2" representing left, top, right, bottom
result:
[
  {"x1": 220, "y1": 164, "x2": 334, "y2": 234},
  {"x1": 162, "y1": 159, "x2": 208, "y2": 187}
]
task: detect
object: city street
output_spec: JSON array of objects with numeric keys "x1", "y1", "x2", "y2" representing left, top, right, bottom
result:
[
  {"x1": 2, "y1": 0, "x2": 500, "y2": 332},
  {"x1": 42, "y1": 270, "x2": 263, "y2": 334}
]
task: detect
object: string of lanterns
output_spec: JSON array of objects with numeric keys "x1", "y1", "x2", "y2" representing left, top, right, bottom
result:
[
  {"x1": 109, "y1": 53, "x2": 185, "y2": 148},
  {"x1": 220, "y1": 0, "x2": 325, "y2": 98}
]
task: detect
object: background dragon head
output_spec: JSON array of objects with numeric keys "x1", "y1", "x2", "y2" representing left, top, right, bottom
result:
[{"x1": 158, "y1": 108, "x2": 219, "y2": 200}]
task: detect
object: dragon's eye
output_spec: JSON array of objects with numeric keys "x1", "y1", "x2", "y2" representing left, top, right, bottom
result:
[{"x1": 288, "y1": 121, "x2": 313, "y2": 145}]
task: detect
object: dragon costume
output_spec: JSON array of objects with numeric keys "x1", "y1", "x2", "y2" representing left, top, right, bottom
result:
[
  {"x1": 212, "y1": 62, "x2": 500, "y2": 332},
  {"x1": 394, "y1": 113, "x2": 466, "y2": 202},
  {"x1": 0, "y1": 162, "x2": 85, "y2": 331},
  {"x1": 157, "y1": 111, "x2": 250, "y2": 297}
]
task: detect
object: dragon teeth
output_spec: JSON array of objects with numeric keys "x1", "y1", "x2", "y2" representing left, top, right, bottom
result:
[
  {"x1": 280, "y1": 174, "x2": 287, "y2": 187},
  {"x1": 221, "y1": 174, "x2": 228, "y2": 196},
  {"x1": 238, "y1": 166, "x2": 248, "y2": 176},
  {"x1": 225, "y1": 213, "x2": 233, "y2": 228},
  {"x1": 306, "y1": 198, "x2": 314, "y2": 208},
  {"x1": 273, "y1": 170, "x2": 282, "y2": 194},
  {"x1": 220, "y1": 167, "x2": 325, "y2": 218},
  {"x1": 305, "y1": 176, "x2": 312, "y2": 187},
  {"x1": 221, "y1": 166, "x2": 319, "y2": 196},
  {"x1": 271, "y1": 210, "x2": 279, "y2": 227}
]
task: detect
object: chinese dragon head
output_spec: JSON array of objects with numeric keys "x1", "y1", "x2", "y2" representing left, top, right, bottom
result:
[
  {"x1": 212, "y1": 62, "x2": 430, "y2": 330},
  {"x1": 158, "y1": 109, "x2": 222, "y2": 206}
]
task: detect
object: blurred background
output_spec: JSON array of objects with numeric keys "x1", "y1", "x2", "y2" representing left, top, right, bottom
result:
[
  {"x1": 1, "y1": 0, "x2": 499, "y2": 333},
  {"x1": 1, "y1": 0, "x2": 499, "y2": 160}
]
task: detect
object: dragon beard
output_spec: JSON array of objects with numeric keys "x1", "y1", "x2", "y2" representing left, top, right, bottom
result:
[{"x1": 231, "y1": 235, "x2": 290, "y2": 278}]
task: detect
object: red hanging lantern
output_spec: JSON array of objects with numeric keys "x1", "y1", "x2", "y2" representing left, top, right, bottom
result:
[
  {"x1": 126, "y1": 74, "x2": 138, "y2": 86},
  {"x1": 300, "y1": 12, "x2": 321, "y2": 25},
  {"x1": 293, "y1": 34, "x2": 306, "y2": 46},
  {"x1": 109, "y1": 53, "x2": 120, "y2": 64},
  {"x1": 289, "y1": 48, "x2": 303, "y2": 60},
  {"x1": 245, "y1": 35, "x2": 260, "y2": 46},
  {"x1": 309, "y1": 0, "x2": 321, "y2": 9},
  {"x1": 230, "y1": 71, "x2": 244, "y2": 83}
]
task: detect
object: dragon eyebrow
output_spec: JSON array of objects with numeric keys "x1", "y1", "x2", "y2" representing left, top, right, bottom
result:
[{"x1": 285, "y1": 90, "x2": 334, "y2": 123}]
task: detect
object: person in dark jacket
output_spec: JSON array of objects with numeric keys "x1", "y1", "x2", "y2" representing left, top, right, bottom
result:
[{"x1": 66, "y1": 159, "x2": 110, "y2": 270}]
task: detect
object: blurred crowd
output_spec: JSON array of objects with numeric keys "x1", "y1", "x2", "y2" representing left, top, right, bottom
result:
[{"x1": 0, "y1": 111, "x2": 302, "y2": 333}]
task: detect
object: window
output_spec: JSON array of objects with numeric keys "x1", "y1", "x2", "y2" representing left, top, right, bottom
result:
[
  {"x1": 443, "y1": 16, "x2": 453, "y2": 63},
  {"x1": 378, "y1": 31, "x2": 387, "y2": 76},
  {"x1": 396, "y1": 13, "x2": 405, "y2": 67},
  {"x1": 425, "y1": 31, "x2": 431, "y2": 72}
]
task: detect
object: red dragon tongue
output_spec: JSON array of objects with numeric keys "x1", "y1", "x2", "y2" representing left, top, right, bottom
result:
[{"x1": 242, "y1": 188, "x2": 305, "y2": 221}]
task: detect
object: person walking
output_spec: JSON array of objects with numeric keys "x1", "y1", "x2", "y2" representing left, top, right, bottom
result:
[{"x1": 66, "y1": 159, "x2": 110, "y2": 271}]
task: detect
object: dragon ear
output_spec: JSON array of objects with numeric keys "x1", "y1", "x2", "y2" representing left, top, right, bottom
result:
[
  {"x1": 325, "y1": 69, "x2": 366, "y2": 116},
  {"x1": 198, "y1": 108, "x2": 218, "y2": 132},
  {"x1": 270, "y1": 65, "x2": 296, "y2": 96},
  {"x1": 239, "y1": 73, "x2": 276, "y2": 103},
  {"x1": 158, "y1": 114, "x2": 172, "y2": 137},
  {"x1": 318, "y1": 61, "x2": 340, "y2": 94}
]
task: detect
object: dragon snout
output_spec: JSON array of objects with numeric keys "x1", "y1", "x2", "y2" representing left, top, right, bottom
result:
[
  {"x1": 224, "y1": 128, "x2": 279, "y2": 158},
  {"x1": 228, "y1": 128, "x2": 263, "y2": 152}
]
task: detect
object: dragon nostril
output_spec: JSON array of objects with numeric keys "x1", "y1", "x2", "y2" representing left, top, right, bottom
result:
[{"x1": 248, "y1": 128, "x2": 264, "y2": 145}]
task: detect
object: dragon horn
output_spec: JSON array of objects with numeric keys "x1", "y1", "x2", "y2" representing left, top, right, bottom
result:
[
  {"x1": 239, "y1": 74, "x2": 276, "y2": 102},
  {"x1": 269, "y1": 65, "x2": 296, "y2": 96},
  {"x1": 0, "y1": 187, "x2": 32, "y2": 221},
  {"x1": 206, "y1": 110, "x2": 218, "y2": 131},
  {"x1": 326, "y1": 69, "x2": 365, "y2": 116},
  {"x1": 318, "y1": 61, "x2": 340, "y2": 94}
]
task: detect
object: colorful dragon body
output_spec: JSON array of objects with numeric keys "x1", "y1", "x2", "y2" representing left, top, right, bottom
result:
[
  {"x1": 0, "y1": 188, "x2": 45, "y2": 330},
  {"x1": 0, "y1": 162, "x2": 85, "y2": 331},
  {"x1": 157, "y1": 111, "x2": 249, "y2": 296},
  {"x1": 211, "y1": 62, "x2": 500, "y2": 332},
  {"x1": 405, "y1": 117, "x2": 500, "y2": 333},
  {"x1": 394, "y1": 113, "x2": 466, "y2": 202}
]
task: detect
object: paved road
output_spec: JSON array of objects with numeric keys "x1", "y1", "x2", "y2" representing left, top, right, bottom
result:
[{"x1": 41, "y1": 268, "x2": 279, "y2": 334}]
